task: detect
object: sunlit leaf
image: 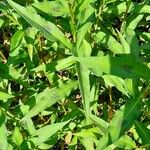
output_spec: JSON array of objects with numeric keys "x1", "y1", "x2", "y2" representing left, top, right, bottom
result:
[
  {"x1": 30, "y1": 121, "x2": 69, "y2": 146},
  {"x1": 7, "y1": 0, "x2": 72, "y2": 49},
  {"x1": 74, "y1": 55, "x2": 150, "y2": 79}
]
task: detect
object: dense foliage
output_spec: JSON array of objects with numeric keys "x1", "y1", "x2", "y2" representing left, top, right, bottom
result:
[{"x1": 0, "y1": 0, "x2": 150, "y2": 149}]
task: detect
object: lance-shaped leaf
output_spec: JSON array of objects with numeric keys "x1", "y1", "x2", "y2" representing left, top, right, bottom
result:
[
  {"x1": 31, "y1": 1, "x2": 70, "y2": 17},
  {"x1": 32, "y1": 56, "x2": 75, "y2": 73},
  {"x1": 74, "y1": 55, "x2": 150, "y2": 79},
  {"x1": 0, "y1": 111, "x2": 8, "y2": 149},
  {"x1": 102, "y1": 75, "x2": 129, "y2": 96},
  {"x1": 0, "y1": 91, "x2": 14, "y2": 102},
  {"x1": 21, "y1": 80, "x2": 78, "y2": 121},
  {"x1": 7, "y1": 0, "x2": 72, "y2": 49},
  {"x1": 104, "y1": 2, "x2": 150, "y2": 15},
  {"x1": 12, "y1": 127, "x2": 23, "y2": 147},
  {"x1": 134, "y1": 121, "x2": 150, "y2": 147},
  {"x1": 30, "y1": 121, "x2": 69, "y2": 146},
  {"x1": 95, "y1": 31, "x2": 124, "y2": 54},
  {"x1": 96, "y1": 98, "x2": 141, "y2": 150},
  {"x1": 0, "y1": 62, "x2": 30, "y2": 87}
]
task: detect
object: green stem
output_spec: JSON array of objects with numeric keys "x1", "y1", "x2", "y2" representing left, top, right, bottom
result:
[{"x1": 68, "y1": 1, "x2": 76, "y2": 42}]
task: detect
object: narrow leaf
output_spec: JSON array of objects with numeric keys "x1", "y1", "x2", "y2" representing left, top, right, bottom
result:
[
  {"x1": 32, "y1": 1, "x2": 69, "y2": 17},
  {"x1": 74, "y1": 55, "x2": 150, "y2": 79},
  {"x1": 134, "y1": 121, "x2": 150, "y2": 147},
  {"x1": 96, "y1": 98, "x2": 141, "y2": 149},
  {"x1": 95, "y1": 31, "x2": 124, "y2": 54},
  {"x1": 30, "y1": 121, "x2": 69, "y2": 146},
  {"x1": 102, "y1": 75, "x2": 129, "y2": 96},
  {"x1": 0, "y1": 62, "x2": 30, "y2": 87},
  {"x1": 21, "y1": 80, "x2": 78, "y2": 121},
  {"x1": 0, "y1": 111, "x2": 8, "y2": 149},
  {"x1": 12, "y1": 127, "x2": 23, "y2": 146},
  {"x1": 7, "y1": 0, "x2": 72, "y2": 49},
  {"x1": 0, "y1": 91, "x2": 14, "y2": 101},
  {"x1": 32, "y1": 56, "x2": 75, "y2": 73}
]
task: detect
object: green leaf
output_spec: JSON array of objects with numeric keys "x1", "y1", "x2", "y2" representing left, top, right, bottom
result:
[
  {"x1": 126, "y1": 14, "x2": 143, "y2": 30},
  {"x1": 125, "y1": 29, "x2": 140, "y2": 58},
  {"x1": 140, "y1": 43, "x2": 150, "y2": 54},
  {"x1": 9, "y1": 29, "x2": 24, "y2": 57},
  {"x1": 12, "y1": 127, "x2": 23, "y2": 146},
  {"x1": 74, "y1": 55, "x2": 150, "y2": 79},
  {"x1": 7, "y1": 0, "x2": 72, "y2": 49},
  {"x1": 96, "y1": 98, "x2": 141, "y2": 149},
  {"x1": 0, "y1": 2, "x2": 9, "y2": 11},
  {"x1": 95, "y1": 31, "x2": 124, "y2": 54},
  {"x1": 76, "y1": 23, "x2": 91, "y2": 51},
  {"x1": 31, "y1": 1, "x2": 69, "y2": 17},
  {"x1": 140, "y1": 32, "x2": 150, "y2": 42},
  {"x1": 0, "y1": 91, "x2": 14, "y2": 102},
  {"x1": 8, "y1": 29, "x2": 24, "y2": 65},
  {"x1": 134, "y1": 121, "x2": 150, "y2": 147},
  {"x1": 30, "y1": 121, "x2": 69, "y2": 146},
  {"x1": 102, "y1": 75, "x2": 129, "y2": 96},
  {"x1": 76, "y1": 63, "x2": 91, "y2": 118},
  {"x1": 0, "y1": 111, "x2": 8, "y2": 150},
  {"x1": 25, "y1": 27, "x2": 37, "y2": 61},
  {"x1": 104, "y1": 2, "x2": 150, "y2": 16},
  {"x1": 0, "y1": 62, "x2": 30, "y2": 87},
  {"x1": 21, "y1": 80, "x2": 78, "y2": 121},
  {"x1": 77, "y1": 2, "x2": 94, "y2": 25},
  {"x1": 117, "y1": 30, "x2": 130, "y2": 54},
  {"x1": 79, "y1": 137, "x2": 95, "y2": 150},
  {"x1": 114, "y1": 135, "x2": 136, "y2": 149},
  {"x1": 89, "y1": 114, "x2": 109, "y2": 134},
  {"x1": 32, "y1": 56, "x2": 75, "y2": 73},
  {"x1": 104, "y1": 135, "x2": 136, "y2": 150}
]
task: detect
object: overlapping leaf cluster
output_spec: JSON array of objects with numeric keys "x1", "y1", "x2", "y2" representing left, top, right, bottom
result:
[{"x1": 0, "y1": 0, "x2": 150, "y2": 149}]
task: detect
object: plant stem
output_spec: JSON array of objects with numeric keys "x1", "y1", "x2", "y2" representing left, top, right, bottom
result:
[
  {"x1": 108, "y1": 86, "x2": 113, "y2": 121},
  {"x1": 68, "y1": 1, "x2": 76, "y2": 42}
]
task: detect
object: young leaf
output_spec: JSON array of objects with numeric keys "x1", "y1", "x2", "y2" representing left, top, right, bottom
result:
[
  {"x1": 7, "y1": 0, "x2": 72, "y2": 49},
  {"x1": 125, "y1": 29, "x2": 140, "y2": 59},
  {"x1": 117, "y1": 30, "x2": 130, "y2": 54}
]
